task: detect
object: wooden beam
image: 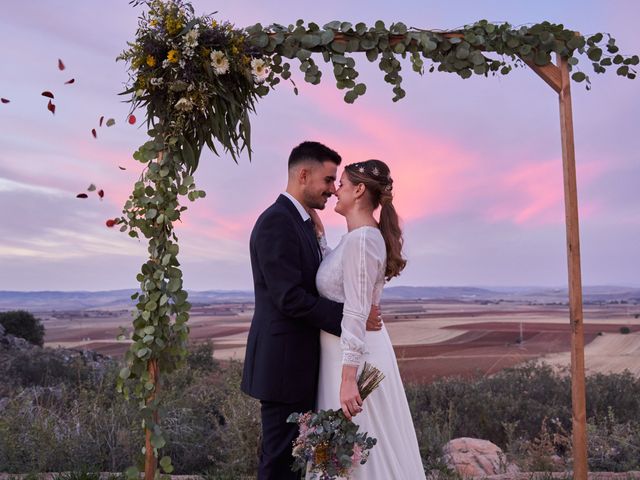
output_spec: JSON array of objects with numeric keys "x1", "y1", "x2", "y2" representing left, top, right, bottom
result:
[
  {"x1": 557, "y1": 54, "x2": 588, "y2": 480},
  {"x1": 524, "y1": 60, "x2": 562, "y2": 93}
]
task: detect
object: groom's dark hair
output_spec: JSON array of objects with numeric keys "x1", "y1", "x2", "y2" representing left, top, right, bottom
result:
[{"x1": 288, "y1": 141, "x2": 342, "y2": 169}]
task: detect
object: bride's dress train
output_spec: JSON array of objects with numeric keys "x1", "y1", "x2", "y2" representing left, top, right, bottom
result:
[{"x1": 312, "y1": 226, "x2": 426, "y2": 480}]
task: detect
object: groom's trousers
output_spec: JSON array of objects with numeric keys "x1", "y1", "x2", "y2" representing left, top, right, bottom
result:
[{"x1": 259, "y1": 397, "x2": 312, "y2": 480}]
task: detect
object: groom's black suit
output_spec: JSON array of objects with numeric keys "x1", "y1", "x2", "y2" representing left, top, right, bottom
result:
[{"x1": 241, "y1": 194, "x2": 343, "y2": 480}]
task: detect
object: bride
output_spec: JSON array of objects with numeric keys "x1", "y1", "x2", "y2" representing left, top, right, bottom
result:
[{"x1": 309, "y1": 160, "x2": 426, "y2": 479}]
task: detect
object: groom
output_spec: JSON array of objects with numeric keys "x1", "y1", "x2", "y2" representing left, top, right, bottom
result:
[{"x1": 241, "y1": 141, "x2": 381, "y2": 480}]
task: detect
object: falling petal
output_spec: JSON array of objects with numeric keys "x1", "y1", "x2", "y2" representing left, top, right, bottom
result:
[
  {"x1": 76, "y1": 193, "x2": 88, "y2": 199},
  {"x1": 98, "y1": 189, "x2": 104, "y2": 199},
  {"x1": 58, "y1": 59, "x2": 65, "y2": 70},
  {"x1": 64, "y1": 78, "x2": 75, "y2": 84},
  {"x1": 1, "y1": 98, "x2": 9, "y2": 104},
  {"x1": 47, "y1": 100, "x2": 56, "y2": 115},
  {"x1": 87, "y1": 184, "x2": 96, "y2": 192},
  {"x1": 91, "y1": 128, "x2": 97, "y2": 138},
  {"x1": 41, "y1": 91, "x2": 54, "y2": 99},
  {"x1": 128, "y1": 114, "x2": 136, "y2": 124},
  {"x1": 118, "y1": 166, "x2": 127, "y2": 170},
  {"x1": 99, "y1": 116, "x2": 104, "y2": 127},
  {"x1": 106, "y1": 118, "x2": 115, "y2": 127}
]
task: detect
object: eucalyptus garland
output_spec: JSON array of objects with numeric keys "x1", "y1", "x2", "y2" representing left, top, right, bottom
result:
[
  {"x1": 247, "y1": 19, "x2": 637, "y2": 103},
  {"x1": 115, "y1": 0, "x2": 637, "y2": 476}
]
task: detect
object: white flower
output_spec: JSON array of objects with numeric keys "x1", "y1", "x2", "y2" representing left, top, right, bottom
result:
[
  {"x1": 210, "y1": 50, "x2": 229, "y2": 75},
  {"x1": 182, "y1": 46, "x2": 195, "y2": 59},
  {"x1": 150, "y1": 77, "x2": 164, "y2": 87},
  {"x1": 175, "y1": 97, "x2": 194, "y2": 111},
  {"x1": 183, "y1": 29, "x2": 199, "y2": 48},
  {"x1": 251, "y1": 58, "x2": 269, "y2": 83}
]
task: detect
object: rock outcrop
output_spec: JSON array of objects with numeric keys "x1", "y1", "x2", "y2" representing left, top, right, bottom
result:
[{"x1": 443, "y1": 437, "x2": 520, "y2": 477}]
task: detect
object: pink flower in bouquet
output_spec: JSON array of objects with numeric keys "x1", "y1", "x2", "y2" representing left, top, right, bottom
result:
[
  {"x1": 298, "y1": 412, "x2": 313, "y2": 437},
  {"x1": 352, "y1": 443, "x2": 363, "y2": 464}
]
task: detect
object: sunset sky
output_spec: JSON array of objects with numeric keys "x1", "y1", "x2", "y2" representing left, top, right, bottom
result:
[{"x1": 1, "y1": 1, "x2": 638, "y2": 291}]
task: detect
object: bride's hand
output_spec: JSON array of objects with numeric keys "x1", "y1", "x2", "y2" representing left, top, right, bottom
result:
[
  {"x1": 340, "y1": 365, "x2": 363, "y2": 420},
  {"x1": 308, "y1": 208, "x2": 324, "y2": 238},
  {"x1": 366, "y1": 305, "x2": 383, "y2": 331}
]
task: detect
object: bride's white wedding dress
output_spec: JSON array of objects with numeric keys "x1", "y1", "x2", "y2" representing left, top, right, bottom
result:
[{"x1": 312, "y1": 226, "x2": 426, "y2": 480}]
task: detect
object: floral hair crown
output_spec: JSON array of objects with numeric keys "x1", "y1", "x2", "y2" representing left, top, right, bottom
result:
[{"x1": 347, "y1": 162, "x2": 393, "y2": 192}]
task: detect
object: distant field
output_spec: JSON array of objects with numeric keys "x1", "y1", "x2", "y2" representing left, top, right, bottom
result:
[{"x1": 41, "y1": 301, "x2": 640, "y2": 383}]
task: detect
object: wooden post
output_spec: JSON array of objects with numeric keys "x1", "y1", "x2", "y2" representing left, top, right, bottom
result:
[
  {"x1": 557, "y1": 54, "x2": 588, "y2": 480},
  {"x1": 144, "y1": 359, "x2": 159, "y2": 480}
]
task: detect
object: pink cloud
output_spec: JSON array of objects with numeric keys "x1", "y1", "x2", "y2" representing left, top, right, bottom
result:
[
  {"x1": 295, "y1": 84, "x2": 480, "y2": 224},
  {"x1": 483, "y1": 158, "x2": 607, "y2": 226},
  {"x1": 291, "y1": 82, "x2": 614, "y2": 228}
]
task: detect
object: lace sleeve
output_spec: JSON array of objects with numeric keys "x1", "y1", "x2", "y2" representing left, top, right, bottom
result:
[{"x1": 340, "y1": 228, "x2": 383, "y2": 366}]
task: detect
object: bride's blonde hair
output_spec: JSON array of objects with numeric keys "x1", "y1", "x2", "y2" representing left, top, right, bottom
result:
[{"x1": 344, "y1": 159, "x2": 407, "y2": 280}]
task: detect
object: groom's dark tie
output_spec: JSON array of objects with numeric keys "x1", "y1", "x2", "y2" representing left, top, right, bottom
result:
[{"x1": 304, "y1": 218, "x2": 321, "y2": 262}]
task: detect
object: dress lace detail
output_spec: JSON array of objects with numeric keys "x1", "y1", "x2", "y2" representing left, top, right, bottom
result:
[{"x1": 316, "y1": 227, "x2": 386, "y2": 366}]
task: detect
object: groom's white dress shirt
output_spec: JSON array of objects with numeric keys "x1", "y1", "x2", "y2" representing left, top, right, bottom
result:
[{"x1": 282, "y1": 192, "x2": 310, "y2": 222}]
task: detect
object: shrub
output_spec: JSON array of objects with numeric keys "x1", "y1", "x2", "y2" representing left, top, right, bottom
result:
[
  {"x1": 587, "y1": 408, "x2": 640, "y2": 471},
  {"x1": 405, "y1": 362, "x2": 640, "y2": 472},
  {"x1": 1, "y1": 352, "x2": 639, "y2": 474},
  {"x1": 186, "y1": 340, "x2": 218, "y2": 372},
  {"x1": 0, "y1": 310, "x2": 45, "y2": 346},
  {"x1": 0, "y1": 343, "x2": 260, "y2": 476}
]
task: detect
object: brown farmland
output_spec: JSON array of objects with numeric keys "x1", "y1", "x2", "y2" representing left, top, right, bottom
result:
[{"x1": 41, "y1": 301, "x2": 640, "y2": 384}]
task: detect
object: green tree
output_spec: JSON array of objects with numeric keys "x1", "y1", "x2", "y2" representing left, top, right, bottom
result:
[{"x1": 0, "y1": 310, "x2": 45, "y2": 347}]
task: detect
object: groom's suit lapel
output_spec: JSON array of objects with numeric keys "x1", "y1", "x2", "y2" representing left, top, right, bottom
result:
[{"x1": 276, "y1": 195, "x2": 321, "y2": 268}]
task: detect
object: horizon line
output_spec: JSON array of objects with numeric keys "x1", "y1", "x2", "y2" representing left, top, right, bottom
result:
[{"x1": 2, "y1": 284, "x2": 640, "y2": 294}]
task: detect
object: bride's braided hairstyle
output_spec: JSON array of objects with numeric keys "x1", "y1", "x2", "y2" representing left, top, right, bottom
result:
[{"x1": 344, "y1": 159, "x2": 407, "y2": 280}]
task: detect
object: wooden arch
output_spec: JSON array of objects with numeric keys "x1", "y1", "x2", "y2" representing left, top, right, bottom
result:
[{"x1": 141, "y1": 29, "x2": 590, "y2": 480}]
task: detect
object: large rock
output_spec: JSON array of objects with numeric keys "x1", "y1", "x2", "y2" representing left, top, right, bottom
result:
[
  {"x1": 0, "y1": 325, "x2": 33, "y2": 351},
  {"x1": 443, "y1": 437, "x2": 520, "y2": 477}
]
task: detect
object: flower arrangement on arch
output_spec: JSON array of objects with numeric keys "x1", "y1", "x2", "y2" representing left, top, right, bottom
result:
[{"x1": 117, "y1": 0, "x2": 276, "y2": 167}]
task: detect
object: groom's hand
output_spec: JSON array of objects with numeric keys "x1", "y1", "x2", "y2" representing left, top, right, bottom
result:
[{"x1": 366, "y1": 305, "x2": 383, "y2": 331}]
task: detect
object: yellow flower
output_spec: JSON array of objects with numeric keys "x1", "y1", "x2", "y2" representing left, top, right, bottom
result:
[
  {"x1": 211, "y1": 20, "x2": 218, "y2": 28},
  {"x1": 146, "y1": 55, "x2": 157, "y2": 67},
  {"x1": 167, "y1": 49, "x2": 180, "y2": 63},
  {"x1": 150, "y1": 19, "x2": 158, "y2": 27},
  {"x1": 242, "y1": 55, "x2": 250, "y2": 66},
  {"x1": 165, "y1": 15, "x2": 184, "y2": 35},
  {"x1": 231, "y1": 46, "x2": 239, "y2": 55}
]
